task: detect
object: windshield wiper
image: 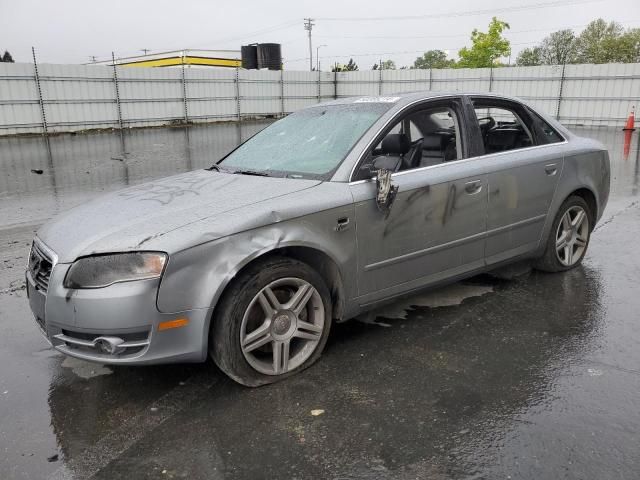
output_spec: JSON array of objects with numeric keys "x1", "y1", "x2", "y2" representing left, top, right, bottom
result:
[{"x1": 233, "y1": 169, "x2": 270, "y2": 177}]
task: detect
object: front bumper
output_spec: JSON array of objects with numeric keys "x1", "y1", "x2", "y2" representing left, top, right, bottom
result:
[{"x1": 26, "y1": 259, "x2": 211, "y2": 365}]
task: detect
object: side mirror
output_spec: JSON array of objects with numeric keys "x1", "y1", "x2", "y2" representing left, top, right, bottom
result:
[{"x1": 371, "y1": 156, "x2": 399, "y2": 215}]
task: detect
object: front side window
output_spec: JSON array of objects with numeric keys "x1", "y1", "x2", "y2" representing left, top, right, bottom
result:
[
  {"x1": 219, "y1": 103, "x2": 391, "y2": 179},
  {"x1": 354, "y1": 104, "x2": 463, "y2": 180}
]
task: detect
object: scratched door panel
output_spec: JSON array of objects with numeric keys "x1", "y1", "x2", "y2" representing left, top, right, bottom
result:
[
  {"x1": 482, "y1": 146, "x2": 564, "y2": 264},
  {"x1": 350, "y1": 161, "x2": 488, "y2": 302}
]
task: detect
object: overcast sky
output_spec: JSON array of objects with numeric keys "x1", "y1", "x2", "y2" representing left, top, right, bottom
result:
[{"x1": 2, "y1": 0, "x2": 639, "y2": 69}]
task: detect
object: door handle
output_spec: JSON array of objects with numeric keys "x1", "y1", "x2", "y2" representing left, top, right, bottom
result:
[
  {"x1": 545, "y1": 163, "x2": 558, "y2": 176},
  {"x1": 335, "y1": 217, "x2": 350, "y2": 232},
  {"x1": 464, "y1": 180, "x2": 483, "y2": 195}
]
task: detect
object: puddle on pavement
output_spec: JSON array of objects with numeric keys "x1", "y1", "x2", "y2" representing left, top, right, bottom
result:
[
  {"x1": 61, "y1": 357, "x2": 113, "y2": 379},
  {"x1": 359, "y1": 282, "x2": 495, "y2": 326}
]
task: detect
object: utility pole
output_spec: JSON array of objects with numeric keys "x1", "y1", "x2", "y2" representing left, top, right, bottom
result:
[
  {"x1": 141, "y1": 48, "x2": 150, "y2": 55},
  {"x1": 89, "y1": 55, "x2": 98, "y2": 63},
  {"x1": 304, "y1": 18, "x2": 315, "y2": 71}
]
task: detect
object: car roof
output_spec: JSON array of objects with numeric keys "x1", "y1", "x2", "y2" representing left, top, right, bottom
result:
[{"x1": 309, "y1": 91, "x2": 526, "y2": 109}]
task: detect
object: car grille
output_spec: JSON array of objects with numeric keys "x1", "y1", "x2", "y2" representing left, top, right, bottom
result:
[{"x1": 29, "y1": 240, "x2": 54, "y2": 293}]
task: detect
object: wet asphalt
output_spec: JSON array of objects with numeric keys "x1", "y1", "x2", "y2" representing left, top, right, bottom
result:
[{"x1": 1, "y1": 123, "x2": 639, "y2": 479}]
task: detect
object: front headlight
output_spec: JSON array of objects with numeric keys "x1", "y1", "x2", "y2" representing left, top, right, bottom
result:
[{"x1": 63, "y1": 252, "x2": 167, "y2": 289}]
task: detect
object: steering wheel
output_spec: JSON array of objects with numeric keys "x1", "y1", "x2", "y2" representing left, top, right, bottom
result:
[{"x1": 477, "y1": 116, "x2": 496, "y2": 132}]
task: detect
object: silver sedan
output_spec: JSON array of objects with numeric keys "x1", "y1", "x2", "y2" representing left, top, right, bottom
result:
[{"x1": 26, "y1": 92, "x2": 610, "y2": 386}]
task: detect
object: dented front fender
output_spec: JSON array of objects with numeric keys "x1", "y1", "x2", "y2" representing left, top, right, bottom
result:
[{"x1": 156, "y1": 186, "x2": 357, "y2": 316}]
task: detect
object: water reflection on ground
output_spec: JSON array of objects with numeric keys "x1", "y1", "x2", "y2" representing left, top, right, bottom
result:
[
  {"x1": 0, "y1": 121, "x2": 271, "y2": 227},
  {"x1": 0, "y1": 121, "x2": 639, "y2": 479}
]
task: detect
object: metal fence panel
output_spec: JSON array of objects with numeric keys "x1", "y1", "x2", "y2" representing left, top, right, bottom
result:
[
  {"x1": 0, "y1": 62, "x2": 638, "y2": 136},
  {"x1": 117, "y1": 67, "x2": 184, "y2": 127},
  {"x1": 432, "y1": 67, "x2": 491, "y2": 92},
  {"x1": 185, "y1": 68, "x2": 237, "y2": 121},
  {"x1": 336, "y1": 71, "x2": 379, "y2": 97},
  {"x1": 240, "y1": 69, "x2": 281, "y2": 115},
  {"x1": 38, "y1": 64, "x2": 117, "y2": 132},
  {"x1": 560, "y1": 63, "x2": 640, "y2": 126},
  {"x1": 381, "y1": 69, "x2": 431, "y2": 95},
  {"x1": 0, "y1": 63, "x2": 43, "y2": 134},
  {"x1": 282, "y1": 71, "x2": 319, "y2": 113}
]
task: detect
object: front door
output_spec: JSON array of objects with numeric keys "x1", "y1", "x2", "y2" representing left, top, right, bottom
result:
[{"x1": 349, "y1": 99, "x2": 488, "y2": 306}]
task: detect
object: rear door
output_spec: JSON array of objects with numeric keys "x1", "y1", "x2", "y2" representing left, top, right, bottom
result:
[
  {"x1": 349, "y1": 97, "x2": 488, "y2": 305},
  {"x1": 466, "y1": 97, "x2": 566, "y2": 264}
]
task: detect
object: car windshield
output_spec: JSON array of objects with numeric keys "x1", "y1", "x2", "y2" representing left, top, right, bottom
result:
[{"x1": 218, "y1": 103, "x2": 392, "y2": 179}]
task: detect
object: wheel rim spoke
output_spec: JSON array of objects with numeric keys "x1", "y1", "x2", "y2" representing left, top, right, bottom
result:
[
  {"x1": 272, "y1": 340, "x2": 290, "y2": 374},
  {"x1": 575, "y1": 236, "x2": 587, "y2": 247},
  {"x1": 242, "y1": 321, "x2": 272, "y2": 353},
  {"x1": 257, "y1": 287, "x2": 280, "y2": 316},
  {"x1": 556, "y1": 231, "x2": 568, "y2": 249},
  {"x1": 286, "y1": 283, "x2": 314, "y2": 314},
  {"x1": 295, "y1": 320, "x2": 323, "y2": 341},
  {"x1": 572, "y1": 210, "x2": 585, "y2": 229},
  {"x1": 564, "y1": 244, "x2": 573, "y2": 265},
  {"x1": 562, "y1": 211, "x2": 572, "y2": 231}
]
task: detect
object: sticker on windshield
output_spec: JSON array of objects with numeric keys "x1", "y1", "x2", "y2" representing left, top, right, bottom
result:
[{"x1": 354, "y1": 96, "x2": 401, "y2": 103}]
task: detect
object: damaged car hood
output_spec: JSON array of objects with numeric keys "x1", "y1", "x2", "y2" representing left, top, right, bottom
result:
[{"x1": 37, "y1": 170, "x2": 322, "y2": 263}]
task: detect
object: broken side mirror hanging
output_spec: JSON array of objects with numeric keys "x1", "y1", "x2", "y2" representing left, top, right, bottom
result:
[{"x1": 372, "y1": 156, "x2": 400, "y2": 215}]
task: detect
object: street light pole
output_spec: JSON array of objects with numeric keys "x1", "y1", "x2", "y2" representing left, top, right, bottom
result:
[{"x1": 316, "y1": 45, "x2": 327, "y2": 72}]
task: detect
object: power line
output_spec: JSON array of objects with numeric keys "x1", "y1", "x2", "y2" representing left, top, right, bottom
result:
[
  {"x1": 314, "y1": 20, "x2": 640, "y2": 40},
  {"x1": 195, "y1": 19, "x2": 300, "y2": 48},
  {"x1": 283, "y1": 40, "x2": 546, "y2": 65},
  {"x1": 316, "y1": 0, "x2": 604, "y2": 21}
]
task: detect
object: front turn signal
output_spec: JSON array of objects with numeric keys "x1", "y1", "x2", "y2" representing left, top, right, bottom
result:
[{"x1": 158, "y1": 318, "x2": 189, "y2": 331}]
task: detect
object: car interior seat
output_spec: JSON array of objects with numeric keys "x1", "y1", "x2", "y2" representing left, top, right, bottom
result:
[{"x1": 380, "y1": 133, "x2": 411, "y2": 171}]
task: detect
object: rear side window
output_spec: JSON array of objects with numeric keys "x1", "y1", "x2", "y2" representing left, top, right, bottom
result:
[
  {"x1": 527, "y1": 109, "x2": 564, "y2": 144},
  {"x1": 472, "y1": 104, "x2": 534, "y2": 154}
]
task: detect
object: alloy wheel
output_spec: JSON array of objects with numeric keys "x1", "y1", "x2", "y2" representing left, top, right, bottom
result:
[
  {"x1": 240, "y1": 277, "x2": 325, "y2": 375},
  {"x1": 555, "y1": 205, "x2": 589, "y2": 266}
]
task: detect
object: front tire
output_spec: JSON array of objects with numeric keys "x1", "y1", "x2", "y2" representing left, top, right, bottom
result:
[
  {"x1": 210, "y1": 256, "x2": 332, "y2": 387},
  {"x1": 535, "y1": 195, "x2": 592, "y2": 272}
]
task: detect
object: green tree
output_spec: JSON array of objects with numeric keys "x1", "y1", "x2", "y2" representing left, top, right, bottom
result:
[
  {"x1": 574, "y1": 19, "x2": 623, "y2": 64},
  {"x1": 616, "y1": 28, "x2": 640, "y2": 63},
  {"x1": 1, "y1": 50, "x2": 15, "y2": 62},
  {"x1": 345, "y1": 58, "x2": 359, "y2": 71},
  {"x1": 539, "y1": 29, "x2": 577, "y2": 65},
  {"x1": 457, "y1": 17, "x2": 511, "y2": 68},
  {"x1": 381, "y1": 59, "x2": 395, "y2": 70},
  {"x1": 516, "y1": 47, "x2": 543, "y2": 66},
  {"x1": 332, "y1": 58, "x2": 359, "y2": 72},
  {"x1": 372, "y1": 59, "x2": 396, "y2": 70},
  {"x1": 413, "y1": 50, "x2": 455, "y2": 69}
]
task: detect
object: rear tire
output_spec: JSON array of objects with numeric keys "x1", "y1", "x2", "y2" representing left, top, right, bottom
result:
[
  {"x1": 210, "y1": 256, "x2": 332, "y2": 387},
  {"x1": 535, "y1": 195, "x2": 592, "y2": 273}
]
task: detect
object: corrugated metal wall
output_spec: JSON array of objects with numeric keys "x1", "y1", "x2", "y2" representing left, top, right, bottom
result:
[{"x1": 1, "y1": 62, "x2": 638, "y2": 135}]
